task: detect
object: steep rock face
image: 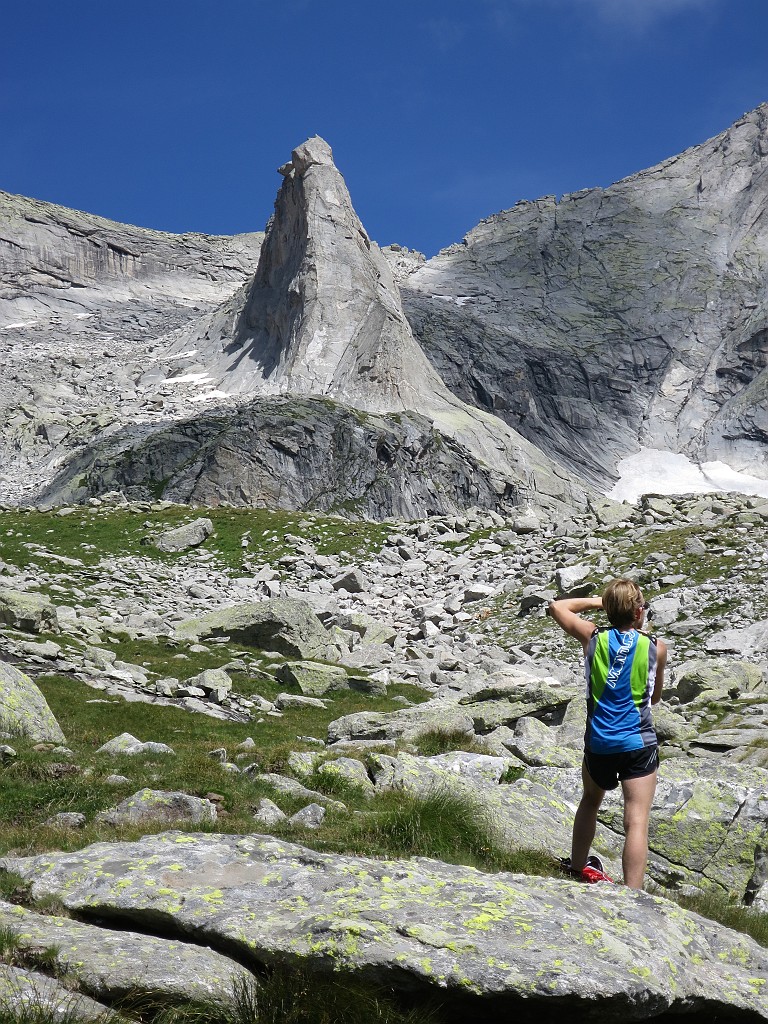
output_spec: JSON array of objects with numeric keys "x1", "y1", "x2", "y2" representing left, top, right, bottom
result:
[
  {"x1": 0, "y1": 190, "x2": 263, "y2": 322},
  {"x1": 0, "y1": 191, "x2": 263, "y2": 505},
  {"x1": 401, "y1": 105, "x2": 768, "y2": 486}
]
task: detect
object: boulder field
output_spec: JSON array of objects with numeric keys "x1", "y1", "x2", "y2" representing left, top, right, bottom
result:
[{"x1": 0, "y1": 494, "x2": 767, "y2": 1019}]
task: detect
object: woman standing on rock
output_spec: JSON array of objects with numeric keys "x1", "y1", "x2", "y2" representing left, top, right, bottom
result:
[{"x1": 548, "y1": 579, "x2": 666, "y2": 889}]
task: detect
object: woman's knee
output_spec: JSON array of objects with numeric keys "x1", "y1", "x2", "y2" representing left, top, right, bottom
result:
[{"x1": 623, "y1": 807, "x2": 651, "y2": 833}]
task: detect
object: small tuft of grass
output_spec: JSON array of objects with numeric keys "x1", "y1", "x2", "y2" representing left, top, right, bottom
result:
[
  {"x1": 28, "y1": 945, "x2": 62, "y2": 976},
  {"x1": 301, "y1": 767, "x2": 371, "y2": 803},
  {"x1": 499, "y1": 765, "x2": 526, "y2": 784},
  {"x1": 410, "y1": 729, "x2": 485, "y2": 758},
  {"x1": 0, "y1": 925, "x2": 22, "y2": 962},
  {"x1": 0, "y1": 873, "x2": 29, "y2": 905},
  {"x1": 0, "y1": 926, "x2": 66, "y2": 984},
  {"x1": 28, "y1": 896, "x2": 69, "y2": 919}
]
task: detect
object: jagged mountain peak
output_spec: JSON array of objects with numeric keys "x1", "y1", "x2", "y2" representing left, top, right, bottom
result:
[
  {"x1": 153, "y1": 136, "x2": 590, "y2": 513},
  {"x1": 174, "y1": 132, "x2": 439, "y2": 412}
]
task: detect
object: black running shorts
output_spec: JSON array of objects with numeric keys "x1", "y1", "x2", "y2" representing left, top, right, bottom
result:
[{"x1": 584, "y1": 746, "x2": 659, "y2": 791}]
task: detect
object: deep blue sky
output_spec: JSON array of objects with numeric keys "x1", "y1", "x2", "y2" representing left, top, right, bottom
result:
[{"x1": 2, "y1": 0, "x2": 767, "y2": 256}]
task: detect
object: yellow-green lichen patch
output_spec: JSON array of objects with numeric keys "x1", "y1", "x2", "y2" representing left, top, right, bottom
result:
[
  {"x1": 718, "y1": 945, "x2": 751, "y2": 966},
  {"x1": 201, "y1": 889, "x2": 224, "y2": 903},
  {"x1": 630, "y1": 965, "x2": 651, "y2": 980}
]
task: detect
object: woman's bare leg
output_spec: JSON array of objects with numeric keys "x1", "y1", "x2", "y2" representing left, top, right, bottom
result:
[
  {"x1": 620, "y1": 771, "x2": 657, "y2": 889},
  {"x1": 570, "y1": 760, "x2": 606, "y2": 870}
]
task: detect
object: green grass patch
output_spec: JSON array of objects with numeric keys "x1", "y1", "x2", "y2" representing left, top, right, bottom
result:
[
  {"x1": 280, "y1": 788, "x2": 555, "y2": 877},
  {"x1": 676, "y1": 890, "x2": 768, "y2": 948},
  {"x1": 0, "y1": 507, "x2": 393, "y2": 576},
  {"x1": 410, "y1": 729, "x2": 486, "y2": 758},
  {"x1": 0, "y1": 675, "x2": 426, "y2": 858}
]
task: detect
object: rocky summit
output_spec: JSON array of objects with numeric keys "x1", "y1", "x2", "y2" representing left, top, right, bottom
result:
[{"x1": 1, "y1": 108, "x2": 768, "y2": 1023}]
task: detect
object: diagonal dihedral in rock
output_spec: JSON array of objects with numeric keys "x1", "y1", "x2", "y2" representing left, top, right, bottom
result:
[
  {"x1": 400, "y1": 103, "x2": 768, "y2": 488},
  {"x1": 169, "y1": 137, "x2": 587, "y2": 506}
]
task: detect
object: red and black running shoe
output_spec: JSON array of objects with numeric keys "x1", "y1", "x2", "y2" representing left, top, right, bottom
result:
[{"x1": 559, "y1": 855, "x2": 614, "y2": 884}]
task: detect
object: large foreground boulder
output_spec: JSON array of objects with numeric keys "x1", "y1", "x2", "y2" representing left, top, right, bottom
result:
[
  {"x1": 175, "y1": 597, "x2": 336, "y2": 660},
  {"x1": 2, "y1": 832, "x2": 766, "y2": 1022},
  {"x1": 0, "y1": 661, "x2": 65, "y2": 743}
]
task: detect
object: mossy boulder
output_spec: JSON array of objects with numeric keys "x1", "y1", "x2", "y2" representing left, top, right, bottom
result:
[
  {"x1": 672, "y1": 658, "x2": 765, "y2": 703},
  {"x1": 276, "y1": 660, "x2": 351, "y2": 696},
  {"x1": 95, "y1": 789, "x2": 217, "y2": 827},
  {"x1": 334, "y1": 611, "x2": 397, "y2": 646},
  {"x1": 316, "y1": 757, "x2": 375, "y2": 796},
  {"x1": 175, "y1": 597, "x2": 336, "y2": 660},
  {"x1": 153, "y1": 517, "x2": 213, "y2": 553},
  {"x1": 0, "y1": 661, "x2": 65, "y2": 743},
  {"x1": 327, "y1": 697, "x2": 475, "y2": 745},
  {"x1": 459, "y1": 677, "x2": 581, "y2": 734},
  {"x1": 95, "y1": 732, "x2": 175, "y2": 756},
  {"x1": 0, "y1": 587, "x2": 59, "y2": 634}
]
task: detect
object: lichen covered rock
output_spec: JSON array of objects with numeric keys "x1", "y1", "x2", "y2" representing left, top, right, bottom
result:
[
  {"x1": 0, "y1": 899, "x2": 250, "y2": 1007},
  {"x1": 175, "y1": 597, "x2": 336, "y2": 660},
  {"x1": 0, "y1": 661, "x2": 65, "y2": 744},
  {"x1": 2, "y1": 832, "x2": 767, "y2": 1020},
  {"x1": 95, "y1": 789, "x2": 217, "y2": 827},
  {"x1": 0, "y1": 587, "x2": 59, "y2": 634}
]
